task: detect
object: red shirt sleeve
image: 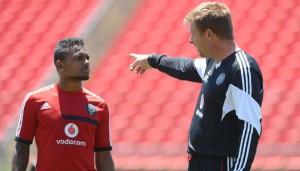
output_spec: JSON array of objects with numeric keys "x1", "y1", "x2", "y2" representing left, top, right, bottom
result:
[
  {"x1": 15, "y1": 93, "x2": 37, "y2": 144},
  {"x1": 94, "y1": 102, "x2": 112, "y2": 151}
]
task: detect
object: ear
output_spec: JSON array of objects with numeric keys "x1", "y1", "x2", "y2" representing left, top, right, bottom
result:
[
  {"x1": 205, "y1": 28, "x2": 214, "y2": 39},
  {"x1": 56, "y1": 60, "x2": 64, "y2": 71}
]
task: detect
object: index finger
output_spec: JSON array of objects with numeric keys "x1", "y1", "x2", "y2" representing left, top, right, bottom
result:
[
  {"x1": 129, "y1": 53, "x2": 139, "y2": 59},
  {"x1": 129, "y1": 58, "x2": 139, "y2": 71}
]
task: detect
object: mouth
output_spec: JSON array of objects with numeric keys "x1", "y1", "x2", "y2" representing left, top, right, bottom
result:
[{"x1": 82, "y1": 68, "x2": 90, "y2": 72}]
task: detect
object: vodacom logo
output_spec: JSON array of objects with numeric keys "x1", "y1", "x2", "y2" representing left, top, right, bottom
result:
[
  {"x1": 64, "y1": 123, "x2": 79, "y2": 138},
  {"x1": 56, "y1": 123, "x2": 85, "y2": 146}
]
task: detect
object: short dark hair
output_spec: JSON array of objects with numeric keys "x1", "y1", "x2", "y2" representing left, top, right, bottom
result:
[
  {"x1": 184, "y1": 2, "x2": 234, "y2": 40},
  {"x1": 54, "y1": 37, "x2": 84, "y2": 66}
]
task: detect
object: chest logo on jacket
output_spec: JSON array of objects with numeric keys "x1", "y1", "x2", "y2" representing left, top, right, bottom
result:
[
  {"x1": 85, "y1": 104, "x2": 97, "y2": 115},
  {"x1": 216, "y1": 73, "x2": 225, "y2": 85}
]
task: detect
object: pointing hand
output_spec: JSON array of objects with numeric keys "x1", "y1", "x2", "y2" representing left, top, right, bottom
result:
[{"x1": 129, "y1": 53, "x2": 153, "y2": 75}]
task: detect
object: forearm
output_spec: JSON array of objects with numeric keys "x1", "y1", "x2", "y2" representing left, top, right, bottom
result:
[
  {"x1": 12, "y1": 142, "x2": 30, "y2": 171},
  {"x1": 148, "y1": 54, "x2": 202, "y2": 82},
  {"x1": 95, "y1": 151, "x2": 115, "y2": 171}
]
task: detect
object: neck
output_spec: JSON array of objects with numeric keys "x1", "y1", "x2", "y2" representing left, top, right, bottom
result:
[
  {"x1": 212, "y1": 40, "x2": 239, "y2": 63},
  {"x1": 58, "y1": 79, "x2": 82, "y2": 92}
]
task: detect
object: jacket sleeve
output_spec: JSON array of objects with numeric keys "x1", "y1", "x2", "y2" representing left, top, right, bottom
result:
[
  {"x1": 228, "y1": 66, "x2": 263, "y2": 171},
  {"x1": 148, "y1": 53, "x2": 203, "y2": 83}
]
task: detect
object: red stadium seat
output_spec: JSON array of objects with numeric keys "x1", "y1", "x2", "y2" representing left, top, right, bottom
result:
[{"x1": 0, "y1": 0, "x2": 101, "y2": 140}]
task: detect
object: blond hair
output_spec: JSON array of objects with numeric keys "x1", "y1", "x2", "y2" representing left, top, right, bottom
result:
[{"x1": 184, "y1": 2, "x2": 234, "y2": 40}]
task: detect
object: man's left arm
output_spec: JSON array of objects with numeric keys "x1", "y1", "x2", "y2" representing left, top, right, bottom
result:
[
  {"x1": 228, "y1": 66, "x2": 264, "y2": 171},
  {"x1": 95, "y1": 151, "x2": 115, "y2": 171},
  {"x1": 95, "y1": 102, "x2": 114, "y2": 171}
]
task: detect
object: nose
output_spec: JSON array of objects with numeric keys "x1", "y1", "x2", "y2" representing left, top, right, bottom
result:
[{"x1": 84, "y1": 58, "x2": 89, "y2": 66}]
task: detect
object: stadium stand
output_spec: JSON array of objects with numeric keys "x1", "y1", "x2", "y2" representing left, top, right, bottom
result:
[
  {"x1": 1, "y1": 0, "x2": 299, "y2": 170},
  {"x1": 87, "y1": 0, "x2": 300, "y2": 170},
  {"x1": 0, "y1": 0, "x2": 101, "y2": 139}
]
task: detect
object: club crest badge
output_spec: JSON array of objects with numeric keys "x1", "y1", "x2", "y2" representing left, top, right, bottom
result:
[
  {"x1": 85, "y1": 104, "x2": 97, "y2": 115},
  {"x1": 216, "y1": 73, "x2": 225, "y2": 85}
]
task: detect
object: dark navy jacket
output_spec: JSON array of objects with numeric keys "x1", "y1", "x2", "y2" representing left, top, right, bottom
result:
[{"x1": 149, "y1": 50, "x2": 263, "y2": 171}]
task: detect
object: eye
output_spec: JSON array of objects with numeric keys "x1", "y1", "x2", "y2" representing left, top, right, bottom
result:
[
  {"x1": 75, "y1": 53, "x2": 90, "y2": 62},
  {"x1": 76, "y1": 55, "x2": 85, "y2": 61}
]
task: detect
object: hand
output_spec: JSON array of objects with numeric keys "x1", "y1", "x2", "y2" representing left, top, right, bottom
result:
[{"x1": 129, "y1": 53, "x2": 153, "y2": 75}]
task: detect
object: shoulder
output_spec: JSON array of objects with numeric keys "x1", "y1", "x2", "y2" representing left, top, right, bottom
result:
[
  {"x1": 229, "y1": 51, "x2": 263, "y2": 86},
  {"x1": 234, "y1": 51, "x2": 260, "y2": 67},
  {"x1": 82, "y1": 88, "x2": 109, "y2": 113},
  {"x1": 232, "y1": 51, "x2": 262, "y2": 73},
  {"x1": 82, "y1": 88, "x2": 106, "y2": 103},
  {"x1": 25, "y1": 84, "x2": 55, "y2": 100}
]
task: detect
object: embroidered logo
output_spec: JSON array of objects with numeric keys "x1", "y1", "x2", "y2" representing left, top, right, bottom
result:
[
  {"x1": 40, "y1": 102, "x2": 51, "y2": 110},
  {"x1": 216, "y1": 73, "x2": 225, "y2": 85},
  {"x1": 85, "y1": 104, "x2": 97, "y2": 115},
  {"x1": 64, "y1": 123, "x2": 79, "y2": 138}
]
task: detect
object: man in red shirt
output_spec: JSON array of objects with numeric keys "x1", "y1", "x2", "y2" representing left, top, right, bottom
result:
[{"x1": 12, "y1": 37, "x2": 115, "y2": 171}]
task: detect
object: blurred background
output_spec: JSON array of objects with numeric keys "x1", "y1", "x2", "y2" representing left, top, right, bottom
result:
[{"x1": 0, "y1": 0, "x2": 299, "y2": 170}]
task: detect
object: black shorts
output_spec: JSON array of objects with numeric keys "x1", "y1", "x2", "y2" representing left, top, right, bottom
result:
[{"x1": 188, "y1": 154, "x2": 235, "y2": 171}]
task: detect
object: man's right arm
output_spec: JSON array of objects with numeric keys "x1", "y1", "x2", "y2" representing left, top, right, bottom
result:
[
  {"x1": 148, "y1": 53, "x2": 202, "y2": 82},
  {"x1": 129, "y1": 53, "x2": 202, "y2": 82},
  {"x1": 12, "y1": 142, "x2": 30, "y2": 171}
]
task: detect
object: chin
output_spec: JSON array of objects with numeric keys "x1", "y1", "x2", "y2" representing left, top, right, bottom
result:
[
  {"x1": 198, "y1": 51, "x2": 203, "y2": 57},
  {"x1": 199, "y1": 52, "x2": 208, "y2": 58}
]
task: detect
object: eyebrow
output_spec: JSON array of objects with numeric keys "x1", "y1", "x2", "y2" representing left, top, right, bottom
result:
[
  {"x1": 73, "y1": 49, "x2": 88, "y2": 55},
  {"x1": 74, "y1": 51, "x2": 86, "y2": 55}
]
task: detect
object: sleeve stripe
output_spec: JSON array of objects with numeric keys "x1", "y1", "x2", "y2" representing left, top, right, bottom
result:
[
  {"x1": 236, "y1": 51, "x2": 252, "y2": 96},
  {"x1": 16, "y1": 84, "x2": 54, "y2": 137},
  {"x1": 241, "y1": 52, "x2": 252, "y2": 95},
  {"x1": 236, "y1": 54, "x2": 245, "y2": 92},
  {"x1": 16, "y1": 93, "x2": 32, "y2": 137},
  {"x1": 233, "y1": 122, "x2": 254, "y2": 171},
  {"x1": 234, "y1": 51, "x2": 259, "y2": 170},
  {"x1": 94, "y1": 146, "x2": 112, "y2": 151},
  {"x1": 234, "y1": 122, "x2": 248, "y2": 170},
  {"x1": 15, "y1": 137, "x2": 33, "y2": 144},
  {"x1": 109, "y1": 117, "x2": 112, "y2": 147},
  {"x1": 227, "y1": 157, "x2": 235, "y2": 170},
  {"x1": 241, "y1": 125, "x2": 253, "y2": 170}
]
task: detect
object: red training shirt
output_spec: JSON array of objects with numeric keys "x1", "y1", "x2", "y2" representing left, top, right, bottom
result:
[{"x1": 15, "y1": 84, "x2": 112, "y2": 171}]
